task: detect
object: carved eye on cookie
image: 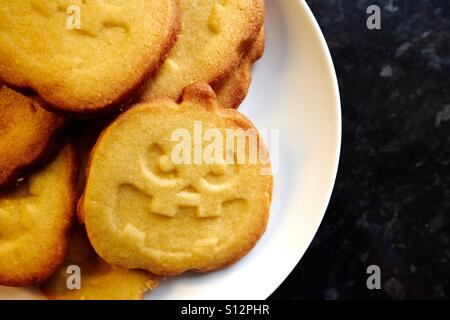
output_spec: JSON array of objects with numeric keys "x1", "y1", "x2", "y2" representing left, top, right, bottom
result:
[
  {"x1": 207, "y1": 0, "x2": 230, "y2": 34},
  {"x1": 146, "y1": 143, "x2": 179, "y2": 181},
  {"x1": 201, "y1": 149, "x2": 240, "y2": 187}
]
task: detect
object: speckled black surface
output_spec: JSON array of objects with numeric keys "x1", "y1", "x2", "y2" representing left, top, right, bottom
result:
[{"x1": 270, "y1": 0, "x2": 450, "y2": 300}]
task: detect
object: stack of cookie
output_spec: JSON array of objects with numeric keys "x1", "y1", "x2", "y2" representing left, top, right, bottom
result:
[{"x1": 0, "y1": 0, "x2": 271, "y2": 300}]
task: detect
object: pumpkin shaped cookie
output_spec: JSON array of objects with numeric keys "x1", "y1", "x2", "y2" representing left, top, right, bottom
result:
[
  {"x1": 81, "y1": 83, "x2": 272, "y2": 275},
  {"x1": 0, "y1": 0, "x2": 180, "y2": 114},
  {"x1": 139, "y1": 0, "x2": 264, "y2": 102}
]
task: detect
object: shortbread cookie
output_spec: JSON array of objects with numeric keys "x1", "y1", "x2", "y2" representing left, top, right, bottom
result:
[
  {"x1": 81, "y1": 83, "x2": 273, "y2": 275},
  {"x1": 0, "y1": 86, "x2": 65, "y2": 188},
  {"x1": 0, "y1": 0, "x2": 180, "y2": 114},
  {"x1": 139, "y1": 0, "x2": 264, "y2": 101},
  {"x1": 214, "y1": 28, "x2": 265, "y2": 109},
  {"x1": 0, "y1": 144, "x2": 77, "y2": 286},
  {"x1": 40, "y1": 226, "x2": 158, "y2": 300}
]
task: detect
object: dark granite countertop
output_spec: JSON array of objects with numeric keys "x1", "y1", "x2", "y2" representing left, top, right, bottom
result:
[{"x1": 270, "y1": 0, "x2": 449, "y2": 300}]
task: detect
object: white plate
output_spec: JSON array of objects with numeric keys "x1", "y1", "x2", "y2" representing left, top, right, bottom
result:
[{"x1": 0, "y1": 0, "x2": 341, "y2": 300}]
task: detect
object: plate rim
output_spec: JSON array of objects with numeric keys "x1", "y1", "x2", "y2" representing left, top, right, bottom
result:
[{"x1": 266, "y1": 0, "x2": 342, "y2": 298}]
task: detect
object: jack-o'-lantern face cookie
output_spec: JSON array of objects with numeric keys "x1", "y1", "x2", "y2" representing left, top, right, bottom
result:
[
  {"x1": 40, "y1": 226, "x2": 158, "y2": 300},
  {"x1": 81, "y1": 83, "x2": 272, "y2": 275},
  {"x1": 0, "y1": 144, "x2": 77, "y2": 287},
  {"x1": 0, "y1": 0, "x2": 180, "y2": 114},
  {"x1": 138, "y1": 0, "x2": 265, "y2": 101}
]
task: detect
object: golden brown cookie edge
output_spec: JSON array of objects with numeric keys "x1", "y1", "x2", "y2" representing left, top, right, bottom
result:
[{"x1": 0, "y1": 144, "x2": 79, "y2": 287}]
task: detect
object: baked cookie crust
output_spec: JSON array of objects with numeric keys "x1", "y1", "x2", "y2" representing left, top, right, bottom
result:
[
  {"x1": 40, "y1": 226, "x2": 158, "y2": 300},
  {"x1": 0, "y1": 0, "x2": 181, "y2": 114},
  {"x1": 0, "y1": 86, "x2": 66, "y2": 188},
  {"x1": 214, "y1": 28, "x2": 265, "y2": 109},
  {"x1": 0, "y1": 144, "x2": 78, "y2": 286},
  {"x1": 81, "y1": 83, "x2": 273, "y2": 275},
  {"x1": 139, "y1": 0, "x2": 265, "y2": 102}
]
